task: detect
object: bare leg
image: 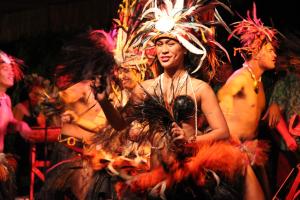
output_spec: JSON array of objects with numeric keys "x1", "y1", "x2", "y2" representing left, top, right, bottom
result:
[{"x1": 244, "y1": 165, "x2": 265, "y2": 200}]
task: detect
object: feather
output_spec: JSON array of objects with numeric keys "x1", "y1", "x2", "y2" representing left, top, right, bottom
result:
[
  {"x1": 214, "y1": 8, "x2": 234, "y2": 37},
  {"x1": 228, "y1": 3, "x2": 278, "y2": 56},
  {"x1": 121, "y1": 140, "x2": 246, "y2": 200},
  {"x1": 132, "y1": 92, "x2": 174, "y2": 142},
  {"x1": 55, "y1": 31, "x2": 116, "y2": 85},
  {"x1": 141, "y1": 7, "x2": 163, "y2": 20},
  {"x1": 175, "y1": 33, "x2": 205, "y2": 55},
  {"x1": 208, "y1": 39, "x2": 231, "y2": 62},
  {"x1": 178, "y1": 5, "x2": 197, "y2": 19},
  {"x1": 0, "y1": 50, "x2": 24, "y2": 81},
  {"x1": 163, "y1": 0, "x2": 174, "y2": 15},
  {"x1": 0, "y1": 154, "x2": 16, "y2": 200},
  {"x1": 191, "y1": 53, "x2": 206, "y2": 74},
  {"x1": 142, "y1": 0, "x2": 154, "y2": 13},
  {"x1": 0, "y1": 51, "x2": 11, "y2": 64},
  {"x1": 173, "y1": 0, "x2": 184, "y2": 14}
]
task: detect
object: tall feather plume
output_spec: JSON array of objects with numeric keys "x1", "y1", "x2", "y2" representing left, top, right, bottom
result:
[
  {"x1": 114, "y1": 0, "x2": 149, "y2": 65},
  {"x1": 109, "y1": 0, "x2": 155, "y2": 106}
]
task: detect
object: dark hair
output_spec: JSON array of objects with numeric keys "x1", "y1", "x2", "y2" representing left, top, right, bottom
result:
[
  {"x1": 241, "y1": 38, "x2": 278, "y2": 61},
  {"x1": 55, "y1": 30, "x2": 115, "y2": 87}
]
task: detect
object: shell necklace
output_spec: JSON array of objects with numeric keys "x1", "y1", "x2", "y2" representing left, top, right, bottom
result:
[{"x1": 244, "y1": 64, "x2": 261, "y2": 93}]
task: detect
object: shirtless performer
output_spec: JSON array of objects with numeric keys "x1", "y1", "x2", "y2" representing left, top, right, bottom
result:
[
  {"x1": 0, "y1": 50, "x2": 32, "y2": 199},
  {"x1": 37, "y1": 31, "x2": 116, "y2": 200},
  {"x1": 217, "y1": 4, "x2": 279, "y2": 200}
]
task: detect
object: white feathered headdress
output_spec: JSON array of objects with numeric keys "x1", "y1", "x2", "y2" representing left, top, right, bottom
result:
[{"x1": 131, "y1": 0, "x2": 231, "y2": 74}]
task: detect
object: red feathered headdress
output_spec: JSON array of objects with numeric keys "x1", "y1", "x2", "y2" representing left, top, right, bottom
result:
[{"x1": 228, "y1": 3, "x2": 278, "y2": 58}]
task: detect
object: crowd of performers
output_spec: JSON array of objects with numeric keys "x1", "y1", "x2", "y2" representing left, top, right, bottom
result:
[{"x1": 1, "y1": 0, "x2": 300, "y2": 199}]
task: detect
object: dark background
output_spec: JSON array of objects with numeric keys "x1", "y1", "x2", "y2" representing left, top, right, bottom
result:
[
  {"x1": 0, "y1": 0, "x2": 299, "y2": 95},
  {"x1": 0, "y1": 0, "x2": 120, "y2": 75}
]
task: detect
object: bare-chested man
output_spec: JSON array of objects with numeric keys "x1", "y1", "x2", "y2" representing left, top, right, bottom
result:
[
  {"x1": 217, "y1": 4, "x2": 278, "y2": 200},
  {"x1": 218, "y1": 41, "x2": 276, "y2": 141},
  {"x1": 37, "y1": 31, "x2": 115, "y2": 200}
]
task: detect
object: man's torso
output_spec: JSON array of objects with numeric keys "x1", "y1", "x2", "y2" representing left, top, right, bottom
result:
[{"x1": 222, "y1": 69, "x2": 266, "y2": 141}]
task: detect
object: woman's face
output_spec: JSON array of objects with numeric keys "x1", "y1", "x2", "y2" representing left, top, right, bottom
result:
[
  {"x1": 156, "y1": 38, "x2": 186, "y2": 70},
  {"x1": 118, "y1": 67, "x2": 141, "y2": 90}
]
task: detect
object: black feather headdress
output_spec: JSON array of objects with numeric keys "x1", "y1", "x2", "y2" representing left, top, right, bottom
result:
[{"x1": 54, "y1": 30, "x2": 116, "y2": 90}]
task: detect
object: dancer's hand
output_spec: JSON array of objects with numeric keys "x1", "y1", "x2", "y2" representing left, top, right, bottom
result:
[
  {"x1": 170, "y1": 122, "x2": 186, "y2": 145},
  {"x1": 91, "y1": 75, "x2": 109, "y2": 102},
  {"x1": 262, "y1": 103, "x2": 281, "y2": 128},
  {"x1": 61, "y1": 110, "x2": 78, "y2": 123},
  {"x1": 129, "y1": 121, "x2": 143, "y2": 141},
  {"x1": 284, "y1": 136, "x2": 298, "y2": 152}
]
